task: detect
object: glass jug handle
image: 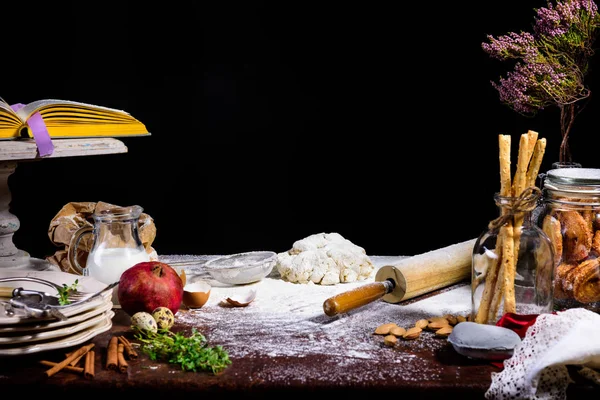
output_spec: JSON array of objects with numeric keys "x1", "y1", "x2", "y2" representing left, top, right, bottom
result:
[{"x1": 67, "y1": 226, "x2": 93, "y2": 275}]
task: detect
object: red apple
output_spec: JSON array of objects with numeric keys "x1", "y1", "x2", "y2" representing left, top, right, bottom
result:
[{"x1": 118, "y1": 261, "x2": 183, "y2": 316}]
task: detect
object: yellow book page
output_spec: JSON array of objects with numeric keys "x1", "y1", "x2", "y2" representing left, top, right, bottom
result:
[
  {"x1": 0, "y1": 98, "x2": 23, "y2": 138},
  {"x1": 42, "y1": 113, "x2": 133, "y2": 123},
  {"x1": 39, "y1": 106, "x2": 134, "y2": 121},
  {"x1": 15, "y1": 99, "x2": 132, "y2": 122},
  {"x1": 43, "y1": 122, "x2": 150, "y2": 138}
]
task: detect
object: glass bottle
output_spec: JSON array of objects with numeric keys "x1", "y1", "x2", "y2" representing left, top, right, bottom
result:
[
  {"x1": 538, "y1": 168, "x2": 600, "y2": 313},
  {"x1": 471, "y1": 189, "x2": 554, "y2": 324},
  {"x1": 67, "y1": 205, "x2": 150, "y2": 305}
]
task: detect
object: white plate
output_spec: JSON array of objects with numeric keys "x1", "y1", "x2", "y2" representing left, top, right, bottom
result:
[
  {"x1": 0, "y1": 311, "x2": 114, "y2": 356},
  {"x1": 0, "y1": 270, "x2": 111, "y2": 325},
  {"x1": 0, "y1": 310, "x2": 114, "y2": 344},
  {"x1": 0, "y1": 299, "x2": 112, "y2": 333}
]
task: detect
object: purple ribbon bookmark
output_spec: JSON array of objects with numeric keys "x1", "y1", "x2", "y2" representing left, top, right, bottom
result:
[{"x1": 10, "y1": 103, "x2": 54, "y2": 157}]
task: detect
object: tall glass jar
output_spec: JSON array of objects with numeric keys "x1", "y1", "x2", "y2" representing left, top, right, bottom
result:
[
  {"x1": 539, "y1": 168, "x2": 600, "y2": 313},
  {"x1": 471, "y1": 189, "x2": 554, "y2": 325}
]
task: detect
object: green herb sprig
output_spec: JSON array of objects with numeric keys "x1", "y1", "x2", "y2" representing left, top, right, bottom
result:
[
  {"x1": 133, "y1": 327, "x2": 231, "y2": 374},
  {"x1": 57, "y1": 279, "x2": 79, "y2": 305}
]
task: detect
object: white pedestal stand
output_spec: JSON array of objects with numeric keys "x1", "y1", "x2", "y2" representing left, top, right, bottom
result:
[{"x1": 0, "y1": 138, "x2": 128, "y2": 272}]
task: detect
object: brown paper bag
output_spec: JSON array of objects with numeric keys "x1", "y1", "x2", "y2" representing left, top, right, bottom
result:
[{"x1": 46, "y1": 201, "x2": 158, "y2": 274}]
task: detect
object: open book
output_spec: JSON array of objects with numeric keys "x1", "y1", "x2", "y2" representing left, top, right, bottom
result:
[{"x1": 0, "y1": 97, "x2": 150, "y2": 140}]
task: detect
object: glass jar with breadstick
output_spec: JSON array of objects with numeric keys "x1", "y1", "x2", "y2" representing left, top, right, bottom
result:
[
  {"x1": 538, "y1": 167, "x2": 600, "y2": 313},
  {"x1": 471, "y1": 130, "x2": 554, "y2": 325}
]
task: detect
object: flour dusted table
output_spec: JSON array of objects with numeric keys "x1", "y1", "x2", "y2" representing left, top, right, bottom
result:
[{"x1": 0, "y1": 255, "x2": 597, "y2": 399}]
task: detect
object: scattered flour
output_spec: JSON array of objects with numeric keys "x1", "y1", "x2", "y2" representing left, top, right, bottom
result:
[{"x1": 163, "y1": 254, "x2": 474, "y2": 384}]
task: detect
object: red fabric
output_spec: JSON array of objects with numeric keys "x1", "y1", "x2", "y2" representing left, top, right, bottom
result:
[
  {"x1": 496, "y1": 312, "x2": 540, "y2": 338},
  {"x1": 489, "y1": 313, "x2": 540, "y2": 369}
]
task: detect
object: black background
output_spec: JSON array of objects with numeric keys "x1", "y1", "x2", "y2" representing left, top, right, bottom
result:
[{"x1": 3, "y1": 1, "x2": 600, "y2": 259}]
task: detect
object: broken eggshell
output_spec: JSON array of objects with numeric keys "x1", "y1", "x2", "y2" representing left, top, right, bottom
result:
[
  {"x1": 447, "y1": 321, "x2": 522, "y2": 361},
  {"x1": 225, "y1": 288, "x2": 257, "y2": 307},
  {"x1": 182, "y1": 281, "x2": 211, "y2": 309}
]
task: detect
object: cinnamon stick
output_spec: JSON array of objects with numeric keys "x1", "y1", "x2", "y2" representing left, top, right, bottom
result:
[
  {"x1": 117, "y1": 335, "x2": 138, "y2": 360},
  {"x1": 84, "y1": 350, "x2": 95, "y2": 379},
  {"x1": 106, "y1": 336, "x2": 119, "y2": 370},
  {"x1": 65, "y1": 350, "x2": 85, "y2": 367},
  {"x1": 117, "y1": 343, "x2": 128, "y2": 373},
  {"x1": 40, "y1": 360, "x2": 84, "y2": 374},
  {"x1": 45, "y1": 343, "x2": 95, "y2": 378}
]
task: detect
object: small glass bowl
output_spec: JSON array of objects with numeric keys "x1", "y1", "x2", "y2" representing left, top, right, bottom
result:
[{"x1": 204, "y1": 251, "x2": 277, "y2": 285}]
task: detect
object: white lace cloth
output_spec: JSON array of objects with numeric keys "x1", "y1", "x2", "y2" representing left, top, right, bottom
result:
[{"x1": 486, "y1": 308, "x2": 600, "y2": 399}]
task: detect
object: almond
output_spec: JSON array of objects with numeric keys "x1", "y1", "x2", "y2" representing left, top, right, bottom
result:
[
  {"x1": 414, "y1": 319, "x2": 429, "y2": 329},
  {"x1": 444, "y1": 314, "x2": 458, "y2": 326},
  {"x1": 435, "y1": 326, "x2": 453, "y2": 337},
  {"x1": 383, "y1": 334, "x2": 397, "y2": 347},
  {"x1": 427, "y1": 320, "x2": 451, "y2": 331},
  {"x1": 428, "y1": 316, "x2": 449, "y2": 324},
  {"x1": 374, "y1": 322, "x2": 398, "y2": 335},
  {"x1": 389, "y1": 326, "x2": 407, "y2": 337},
  {"x1": 402, "y1": 327, "x2": 422, "y2": 340}
]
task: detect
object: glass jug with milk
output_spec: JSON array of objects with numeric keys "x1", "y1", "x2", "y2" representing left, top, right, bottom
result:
[{"x1": 67, "y1": 205, "x2": 150, "y2": 305}]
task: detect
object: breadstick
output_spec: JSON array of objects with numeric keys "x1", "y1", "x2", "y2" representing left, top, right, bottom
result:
[
  {"x1": 474, "y1": 233, "x2": 503, "y2": 324},
  {"x1": 490, "y1": 223, "x2": 515, "y2": 320},
  {"x1": 526, "y1": 138, "x2": 547, "y2": 188},
  {"x1": 526, "y1": 130, "x2": 538, "y2": 151},
  {"x1": 512, "y1": 133, "x2": 532, "y2": 197},
  {"x1": 475, "y1": 134, "x2": 512, "y2": 324},
  {"x1": 508, "y1": 133, "x2": 538, "y2": 314},
  {"x1": 499, "y1": 135, "x2": 512, "y2": 198},
  {"x1": 511, "y1": 133, "x2": 533, "y2": 255}
]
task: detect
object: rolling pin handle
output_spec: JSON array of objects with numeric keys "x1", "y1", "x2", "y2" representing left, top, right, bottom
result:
[
  {"x1": 0, "y1": 286, "x2": 17, "y2": 298},
  {"x1": 323, "y1": 279, "x2": 394, "y2": 317}
]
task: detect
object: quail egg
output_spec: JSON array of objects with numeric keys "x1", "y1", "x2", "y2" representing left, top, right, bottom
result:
[
  {"x1": 131, "y1": 311, "x2": 158, "y2": 333},
  {"x1": 152, "y1": 306, "x2": 175, "y2": 330}
]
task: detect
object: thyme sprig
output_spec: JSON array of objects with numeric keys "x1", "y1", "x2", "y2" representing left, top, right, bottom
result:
[
  {"x1": 133, "y1": 327, "x2": 231, "y2": 374},
  {"x1": 57, "y1": 279, "x2": 79, "y2": 305}
]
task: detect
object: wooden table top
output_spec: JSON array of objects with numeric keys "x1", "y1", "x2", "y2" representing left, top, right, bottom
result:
[{"x1": 1, "y1": 257, "x2": 598, "y2": 398}]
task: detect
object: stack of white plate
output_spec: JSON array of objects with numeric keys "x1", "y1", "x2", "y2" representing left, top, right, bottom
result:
[{"x1": 0, "y1": 270, "x2": 114, "y2": 356}]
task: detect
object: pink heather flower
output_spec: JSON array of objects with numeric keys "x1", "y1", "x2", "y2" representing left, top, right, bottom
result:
[
  {"x1": 484, "y1": 0, "x2": 600, "y2": 116},
  {"x1": 482, "y1": 32, "x2": 538, "y2": 61},
  {"x1": 493, "y1": 60, "x2": 584, "y2": 115},
  {"x1": 534, "y1": 0, "x2": 598, "y2": 37},
  {"x1": 483, "y1": 0, "x2": 600, "y2": 163}
]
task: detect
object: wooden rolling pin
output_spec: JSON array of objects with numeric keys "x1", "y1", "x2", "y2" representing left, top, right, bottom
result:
[
  {"x1": 0, "y1": 287, "x2": 16, "y2": 298},
  {"x1": 323, "y1": 238, "x2": 477, "y2": 317}
]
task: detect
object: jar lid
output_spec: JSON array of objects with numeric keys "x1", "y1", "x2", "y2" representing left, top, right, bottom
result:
[{"x1": 546, "y1": 168, "x2": 600, "y2": 186}]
